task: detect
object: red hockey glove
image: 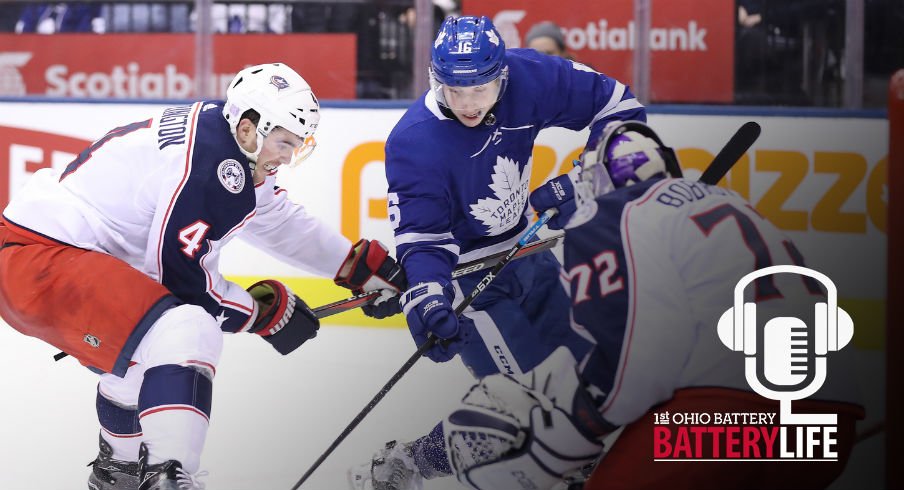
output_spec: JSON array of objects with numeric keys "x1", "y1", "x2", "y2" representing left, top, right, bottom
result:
[
  {"x1": 334, "y1": 239, "x2": 408, "y2": 319},
  {"x1": 246, "y1": 279, "x2": 319, "y2": 355}
]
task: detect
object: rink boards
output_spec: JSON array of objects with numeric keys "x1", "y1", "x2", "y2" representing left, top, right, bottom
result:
[
  {"x1": 0, "y1": 100, "x2": 889, "y2": 490},
  {"x1": 0, "y1": 101, "x2": 888, "y2": 346}
]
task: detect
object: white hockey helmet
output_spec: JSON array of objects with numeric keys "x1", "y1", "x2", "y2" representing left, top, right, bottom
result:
[
  {"x1": 223, "y1": 62, "x2": 320, "y2": 166},
  {"x1": 584, "y1": 120, "x2": 681, "y2": 190},
  {"x1": 567, "y1": 121, "x2": 682, "y2": 229}
]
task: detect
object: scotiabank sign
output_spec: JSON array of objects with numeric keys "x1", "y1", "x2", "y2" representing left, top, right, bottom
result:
[
  {"x1": 463, "y1": 0, "x2": 734, "y2": 102},
  {"x1": 0, "y1": 34, "x2": 356, "y2": 99}
]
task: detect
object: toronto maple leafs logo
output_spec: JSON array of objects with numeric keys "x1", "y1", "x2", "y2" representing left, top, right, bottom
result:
[
  {"x1": 470, "y1": 156, "x2": 532, "y2": 236},
  {"x1": 486, "y1": 29, "x2": 500, "y2": 46}
]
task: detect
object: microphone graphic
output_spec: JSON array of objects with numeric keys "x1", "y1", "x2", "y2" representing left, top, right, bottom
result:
[{"x1": 717, "y1": 265, "x2": 854, "y2": 425}]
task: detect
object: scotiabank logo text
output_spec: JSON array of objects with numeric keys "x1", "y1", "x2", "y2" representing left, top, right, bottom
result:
[
  {"x1": 494, "y1": 10, "x2": 710, "y2": 52},
  {"x1": 44, "y1": 63, "x2": 236, "y2": 98},
  {"x1": 564, "y1": 20, "x2": 707, "y2": 51}
]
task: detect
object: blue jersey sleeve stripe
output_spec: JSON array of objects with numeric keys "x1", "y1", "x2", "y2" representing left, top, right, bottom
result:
[
  {"x1": 395, "y1": 231, "x2": 456, "y2": 245},
  {"x1": 604, "y1": 98, "x2": 645, "y2": 118},
  {"x1": 589, "y1": 81, "x2": 627, "y2": 126},
  {"x1": 399, "y1": 242, "x2": 460, "y2": 263},
  {"x1": 457, "y1": 232, "x2": 522, "y2": 263},
  {"x1": 430, "y1": 243, "x2": 460, "y2": 256}
]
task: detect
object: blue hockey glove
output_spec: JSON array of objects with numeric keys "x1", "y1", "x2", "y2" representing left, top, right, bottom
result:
[
  {"x1": 399, "y1": 282, "x2": 473, "y2": 363},
  {"x1": 528, "y1": 166, "x2": 582, "y2": 230}
]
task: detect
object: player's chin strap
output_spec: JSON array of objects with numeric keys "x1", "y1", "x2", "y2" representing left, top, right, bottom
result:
[
  {"x1": 443, "y1": 347, "x2": 616, "y2": 490},
  {"x1": 234, "y1": 129, "x2": 267, "y2": 171}
]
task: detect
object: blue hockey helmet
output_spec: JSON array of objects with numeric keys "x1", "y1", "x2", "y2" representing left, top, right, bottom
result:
[{"x1": 430, "y1": 16, "x2": 509, "y2": 111}]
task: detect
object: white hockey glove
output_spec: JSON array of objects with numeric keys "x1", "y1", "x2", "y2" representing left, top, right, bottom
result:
[
  {"x1": 246, "y1": 279, "x2": 319, "y2": 355},
  {"x1": 347, "y1": 440, "x2": 424, "y2": 490},
  {"x1": 334, "y1": 239, "x2": 407, "y2": 319},
  {"x1": 443, "y1": 347, "x2": 611, "y2": 490}
]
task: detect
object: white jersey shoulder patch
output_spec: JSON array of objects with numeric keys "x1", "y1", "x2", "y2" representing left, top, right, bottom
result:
[{"x1": 217, "y1": 159, "x2": 245, "y2": 194}]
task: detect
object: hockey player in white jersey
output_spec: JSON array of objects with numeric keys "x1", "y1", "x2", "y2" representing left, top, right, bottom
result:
[
  {"x1": 352, "y1": 122, "x2": 864, "y2": 490},
  {"x1": 0, "y1": 63, "x2": 404, "y2": 490}
]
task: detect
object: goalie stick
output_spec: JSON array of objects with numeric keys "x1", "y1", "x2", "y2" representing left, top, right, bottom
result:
[
  {"x1": 291, "y1": 209, "x2": 558, "y2": 490},
  {"x1": 312, "y1": 232, "x2": 562, "y2": 319},
  {"x1": 699, "y1": 121, "x2": 761, "y2": 185}
]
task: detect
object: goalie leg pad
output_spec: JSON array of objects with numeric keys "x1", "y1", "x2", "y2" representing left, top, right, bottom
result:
[
  {"x1": 444, "y1": 348, "x2": 607, "y2": 489},
  {"x1": 347, "y1": 440, "x2": 425, "y2": 490},
  {"x1": 447, "y1": 402, "x2": 603, "y2": 489}
]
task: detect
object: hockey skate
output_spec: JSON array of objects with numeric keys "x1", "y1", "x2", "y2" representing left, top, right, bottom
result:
[
  {"x1": 348, "y1": 440, "x2": 423, "y2": 490},
  {"x1": 87, "y1": 434, "x2": 139, "y2": 490},
  {"x1": 137, "y1": 443, "x2": 207, "y2": 490}
]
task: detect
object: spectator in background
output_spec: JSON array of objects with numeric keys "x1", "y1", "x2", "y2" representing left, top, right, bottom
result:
[
  {"x1": 524, "y1": 20, "x2": 573, "y2": 60},
  {"x1": 16, "y1": 2, "x2": 103, "y2": 33},
  {"x1": 735, "y1": 0, "x2": 768, "y2": 97},
  {"x1": 0, "y1": 4, "x2": 24, "y2": 31},
  {"x1": 209, "y1": 4, "x2": 289, "y2": 33},
  {"x1": 103, "y1": 4, "x2": 191, "y2": 33}
]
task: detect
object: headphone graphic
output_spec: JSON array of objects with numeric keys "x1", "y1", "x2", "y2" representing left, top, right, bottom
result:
[{"x1": 716, "y1": 265, "x2": 854, "y2": 424}]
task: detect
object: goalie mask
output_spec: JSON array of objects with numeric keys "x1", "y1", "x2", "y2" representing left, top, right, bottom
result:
[
  {"x1": 589, "y1": 120, "x2": 681, "y2": 190},
  {"x1": 576, "y1": 121, "x2": 681, "y2": 197},
  {"x1": 568, "y1": 121, "x2": 681, "y2": 229},
  {"x1": 223, "y1": 62, "x2": 319, "y2": 167}
]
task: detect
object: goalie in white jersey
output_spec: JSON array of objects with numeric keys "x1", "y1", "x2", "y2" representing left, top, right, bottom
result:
[
  {"x1": 352, "y1": 122, "x2": 863, "y2": 490},
  {"x1": 0, "y1": 63, "x2": 404, "y2": 490}
]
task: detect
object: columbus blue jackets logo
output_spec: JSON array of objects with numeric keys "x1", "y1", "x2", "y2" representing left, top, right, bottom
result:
[
  {"x1": 217, "y1": 159, "x2": 245, "y2": 194},
  {"x1": 270, "y1": 75, "x2": 290, "y2": 90}
]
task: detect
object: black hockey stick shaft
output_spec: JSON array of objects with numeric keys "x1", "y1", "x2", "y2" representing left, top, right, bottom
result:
[
  {"x1": 699, "y1": 121, "x2": 761, "y2": 185},
  {"x1": 312, "y1": 232, "x2": 562, "y2": 319},
  {"x1": 290, "y1": 209, "x2": 557, "y2": 489}
]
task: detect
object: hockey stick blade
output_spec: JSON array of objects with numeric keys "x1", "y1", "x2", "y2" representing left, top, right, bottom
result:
[
  {"x1": 291, "y1": 210, "x2": 557, "y2": 489},
  {"x1": 312, "y1": 233, "x2": 562, "y2": 319},
  {"x1": 699, "y1": 121, "x2": 761, "y2": 185}
]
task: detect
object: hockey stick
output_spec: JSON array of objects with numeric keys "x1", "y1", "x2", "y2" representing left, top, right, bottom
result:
[
  {"x1": 290, "y1": 209, "x2": 558, "y2": 489},
  {"x1": 291, "y1": 125, "x2": 756, "y2": 486},
  {"x1": 49, "y1": 235, "x2": 563, "y2": 364},
  {"x1": 698, "y1": 121, "x2": 761, "y2": 185},
  {"x1": 314, "y1": 119, "x2": 756, "y2": 322},
  {"x1": 313, "y1": 233, "x2": 563, "y2": 319}
]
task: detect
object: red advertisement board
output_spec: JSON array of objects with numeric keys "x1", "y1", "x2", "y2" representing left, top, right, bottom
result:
[
  {"x1": 463, "y1": 0, "x2": 734, "y2": 103},
  {"x1": 0, "y1": 34, "x2": 356, "y2": 99}
]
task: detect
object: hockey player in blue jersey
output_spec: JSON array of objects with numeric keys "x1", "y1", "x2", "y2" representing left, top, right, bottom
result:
[
  {"x1": 0, "y1": 63, "x2": 405, "y2": 490},
  {"x1": 363, "y1": 122, "x2": 863, "y2": 490},
  {"x1": 349, "y1": 15, "x2": 645, "y2": 489},
  {"x1": 387, "y1": 14, "x2": 645, "y2": 377}
]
